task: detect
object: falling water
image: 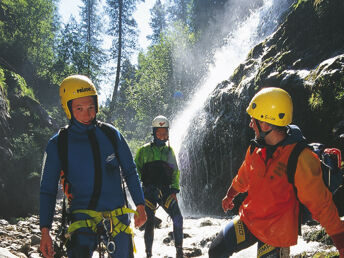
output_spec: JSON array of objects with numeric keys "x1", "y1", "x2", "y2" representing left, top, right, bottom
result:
[
  {"x1": 169, "y1": 0, "x2": 293, "y2": 213},
  {"x1": 170, "y1": 0, "x2": 293, "y2": 157}
]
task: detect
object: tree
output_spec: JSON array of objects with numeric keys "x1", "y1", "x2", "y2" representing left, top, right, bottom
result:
[
  {"x1": 79, "y1": 0, "x2": 106, "y2": 87},
  {"x1": 0, "y1": 0, "x2": 58, "y2": 77},
  {"x1": 105, "y1": 0, "x2": 139, "y2": 111},
  {"x1": 52, "y1": 17, "x2": 85, "y2": 82},
  {"x1": 127, "y1": 37, "x2": 173, "y2": 134},
  {"x1": 147, "y1": 0, "x2": 167, "y2": 44},
  {"x1": 167, "y1": 0, "x2": 192, "y2": 26}
]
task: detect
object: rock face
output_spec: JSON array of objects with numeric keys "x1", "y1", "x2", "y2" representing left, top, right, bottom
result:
[
  {"x1": 179, "y1": 0, "x2": 344, "y2": 215},
  {"x1": 0, "y1": 69, "x2": 57, "y2": 218}
]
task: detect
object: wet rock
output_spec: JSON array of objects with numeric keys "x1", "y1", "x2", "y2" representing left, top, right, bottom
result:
[
  {"x1": 183, "y1": 247, "x2": 202, "y2": 257},
  {"x1": 0, "y1": 247, "x2": 18, "y2": 258}
]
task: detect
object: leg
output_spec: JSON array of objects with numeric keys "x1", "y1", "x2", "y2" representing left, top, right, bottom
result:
[
  {"x1": 257, "y1": 241, "x2": 290, "y2": 258},
  {"x1": 109, "y1": 232, "x2": 132, "y2": 258},
  {"x1": 163, "y1": 195, "x2": 183, "y2": 257},
  {"x1": 67, "y1": 232, "x2": 97, "y2": 258},
  {"x1": 208, "y1": 217, "x2": 257, "y2": 258},
  {"x1": 144, "y1": 198, "x2": 157, "y2": 257}
]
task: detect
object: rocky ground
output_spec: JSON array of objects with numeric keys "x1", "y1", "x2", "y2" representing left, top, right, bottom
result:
[{"x1": 0, "y1": 204, "x2": 340, "y2": 258}]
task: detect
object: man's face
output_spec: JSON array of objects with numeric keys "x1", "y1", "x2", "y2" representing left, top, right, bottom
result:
[
  {"x1": 155, "y1": 127, "x2": 169, "y2": 141},
  {"x1": 71, "y1": 96, "x2": 96, "y2": 125}
]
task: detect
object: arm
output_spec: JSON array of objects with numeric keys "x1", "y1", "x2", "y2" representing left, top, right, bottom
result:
[
  {"x1": 40, "y1": 137, "x2": 61, "y2": 228},
  {"x1": 222, "y1": 147, "x2": 252, "y2": 211},
  {"x1": 134, "y1": 147, "x2": 143, "y2": 180},
  {"x1": 40, "y1": 227, "x2": 55, "y2": 258},
  {"x1": 168, "y1": 148, "x2": 180, "y2": 192},
  {"x1": 115, "y1": 130, "x2": 145, "y2": 206},
  {"x1": 39, "y1": 137, "x2": 61, "y2": 257},
  {"x1": 295, "y1": 149, "x2": 344, "y2": 253}
]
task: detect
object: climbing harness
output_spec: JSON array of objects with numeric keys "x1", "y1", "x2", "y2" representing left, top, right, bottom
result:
[
  {"x1": 56, "y1": 121, "x2": 136, "y2": 257},
  {"x1": 64, "y1": 207, "x2": 138, "y2": 255}
]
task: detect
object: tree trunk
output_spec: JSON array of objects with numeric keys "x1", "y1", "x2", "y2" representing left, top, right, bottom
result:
[
  {"x1": 87, "y1": 0, "x2": 91, "y2": 75},
  {"x1": 110, "y1": 0, "x2": 123, "y2": 111}
]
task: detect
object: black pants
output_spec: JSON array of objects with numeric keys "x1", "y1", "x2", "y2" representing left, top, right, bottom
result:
[
  {"x1": 143, "y1": 185, "x2": 183, "y2": 254},
  {"x1": 208, "y1": 217, "x2": 290, "y2": 258}
]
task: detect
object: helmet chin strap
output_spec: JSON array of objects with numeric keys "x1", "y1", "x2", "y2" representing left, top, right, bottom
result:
[{"x1": 255, "y1": 119, "x2": 272, "y2": 142}]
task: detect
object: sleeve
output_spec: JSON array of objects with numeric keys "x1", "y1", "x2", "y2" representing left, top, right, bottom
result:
[
  {"x1": 39, "y1": 136, "x2": 61, "y2": 229},
  {"x1": 134, "y1": 147, "x2": 143, "y2": 179},
  {"x1": 169, "y1": 148, "x2": 180, "y2": 191},
  {"x1": 231, "y1": 147, "x2": 252, "y2": 193},
  {"x1": 295, "y1": 149, "x2": 344, "y2": 236},
  {"x1": 116, "y1": 130, "x2": 145, "y2": 206}
]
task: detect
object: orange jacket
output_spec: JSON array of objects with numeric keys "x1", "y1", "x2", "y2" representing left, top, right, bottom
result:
[{"x1": 232, "y1": 142, "x2": 344, "y2": 247}]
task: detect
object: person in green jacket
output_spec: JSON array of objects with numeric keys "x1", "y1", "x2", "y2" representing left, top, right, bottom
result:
[{"x1": 135, "y1": 115, "x2": 183, "y2": 258}]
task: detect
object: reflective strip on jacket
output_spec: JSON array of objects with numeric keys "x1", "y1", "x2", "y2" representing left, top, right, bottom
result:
[
  {"x1": 135, "y1": 143, "x2": 180, "y2": 191},
  {"x1": 232, "y1": 143, "x2": 344, "y2": 247}
]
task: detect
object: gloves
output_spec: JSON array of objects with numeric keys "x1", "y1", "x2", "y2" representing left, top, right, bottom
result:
[
  {"x1": 170, "y1": 188, "x2": 180, "y2": 194},
  {"x1": 222, "y1": 185, "x2": 239, "y2": 212},
  {"x1": 331, "y1": 231, "x2": 344, "y2": 256}
]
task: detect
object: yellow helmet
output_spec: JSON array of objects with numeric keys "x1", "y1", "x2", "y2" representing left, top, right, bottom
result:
[
  {"x1": 59, "y1": 75, "x2": 98, "y2": 119},
  {"x1": 246, "y1": 87, "x2": 293, "y2": 126}
]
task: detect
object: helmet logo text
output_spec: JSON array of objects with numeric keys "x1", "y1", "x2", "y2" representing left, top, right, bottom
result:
[{"x1": 77, "y1": 87, "x2": 93, "y2": 93}]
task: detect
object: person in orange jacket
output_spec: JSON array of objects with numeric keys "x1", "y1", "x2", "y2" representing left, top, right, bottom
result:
[{"x1": 208, "y1": 87, "x2": 344, "y2": 257}]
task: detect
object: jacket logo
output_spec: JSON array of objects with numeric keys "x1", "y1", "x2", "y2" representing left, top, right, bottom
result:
[
  {"x1": 159, "y1": 122, "x2": 165, "y2": 126},
  {"x1": 77, "y1": 87, "x2": 92, "y2": 93}
]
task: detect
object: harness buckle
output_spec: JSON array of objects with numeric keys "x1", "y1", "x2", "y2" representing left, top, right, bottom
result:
[{"x1": 106, "y1": 240, "x2": 116, "y2": 254}]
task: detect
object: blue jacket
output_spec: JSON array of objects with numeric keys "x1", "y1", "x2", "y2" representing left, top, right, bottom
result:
[{"x1": 40, "y1": 119, "x2": 144, "y2": 228}]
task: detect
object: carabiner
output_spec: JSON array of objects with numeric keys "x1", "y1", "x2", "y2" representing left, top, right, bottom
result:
[{"x1": 107, "y1": 240, "x2": 116, "y2": 254}]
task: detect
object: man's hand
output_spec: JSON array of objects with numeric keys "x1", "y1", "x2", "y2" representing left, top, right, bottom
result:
[
  {"x1": 134, "y1": 204, "x2": 147, "y2": 228},
  {"x1": 40, "y1": 228, "x2": 55, "y2": 258},
  {"x1": 222, "y1": 195, "x2": 235, "y2": 212},
  {"x1": 331, "y1": 231, "x2": 344, "y2": 257},
  {"x1": 222, "y1": 185, "x2": 238, "y2": 212}
]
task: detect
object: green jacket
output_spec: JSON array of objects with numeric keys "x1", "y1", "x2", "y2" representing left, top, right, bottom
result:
[{"x1": 135, "y1": 142, "x2": 180, "y2": 191}]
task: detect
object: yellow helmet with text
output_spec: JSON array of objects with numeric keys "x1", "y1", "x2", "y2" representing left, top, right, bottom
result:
[
  {"x1": 59, "y1": 75, "x2": 98, "y2": 119},
  {"x1": 246, "y1": 87, "x2": 293, "y2": 126}
]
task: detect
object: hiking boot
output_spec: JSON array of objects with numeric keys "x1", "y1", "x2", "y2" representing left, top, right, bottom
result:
[
  {"x1": 146, "y1": 251, "x2": 152, "y2": 258},
  {"x1": 176, "y1": 247, "x2": 183, "y2": 258}
]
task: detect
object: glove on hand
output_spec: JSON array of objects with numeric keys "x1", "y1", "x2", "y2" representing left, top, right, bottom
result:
[
  {"x1": 331, "y1": 231, "x2": 344, "y2": 256},
  {"x1": 170, "y1": 188, "x2": 180, "y2": 194},
  {"x1": 222, "y1": 185, "x2": 239, "y2": 212}
]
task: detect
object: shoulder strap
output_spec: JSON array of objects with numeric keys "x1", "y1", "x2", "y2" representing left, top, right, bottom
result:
[
  {"x1": 97, "y1": 121, "x2": 129, "y2": 206},
  {"x1": 97, "y1": 121, "x2": 120, "y2": 162},
  {"x1": 57, "y1": 126, "x2": 69, "y2": 179},
  {"x1": 56, "y1": 125, "x2": 70, "y2": 246},
  {"x1": 287, "y1": 141, "x2": 308, "y2": 185},
  {"x1": 286, "y1": 141, "x2": 308, "y2": 235}
]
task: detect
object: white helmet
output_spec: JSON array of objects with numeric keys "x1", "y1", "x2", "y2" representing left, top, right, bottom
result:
[{"x1": 152, "y1": 115, "x2": 169, "y2": 128}]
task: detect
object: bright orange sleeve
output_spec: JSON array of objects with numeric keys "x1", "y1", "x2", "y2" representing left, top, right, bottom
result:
[
  {"x1": 294, "y1": 148, "x2": 344, "y2": 236},
  {"x1": 232, "y1": 147, "x2": 251, "y2": 193}
]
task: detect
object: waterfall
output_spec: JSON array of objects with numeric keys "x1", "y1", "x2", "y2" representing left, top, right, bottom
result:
[
  {"x1": 170, "y1": 0, "x2": 292, "y2": 157},
  {"x1": 169, "y1": 0, "x2": 293, "y2": 214}
]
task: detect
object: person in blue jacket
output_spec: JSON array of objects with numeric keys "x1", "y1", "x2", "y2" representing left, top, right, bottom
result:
[{"x1": 39, "y1": 75, "x2": 147, "y2": 258}]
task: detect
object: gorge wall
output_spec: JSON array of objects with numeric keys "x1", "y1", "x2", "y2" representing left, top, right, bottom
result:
[{"x1": 179, "y1": 0, "x2": 344, "y2": 215}]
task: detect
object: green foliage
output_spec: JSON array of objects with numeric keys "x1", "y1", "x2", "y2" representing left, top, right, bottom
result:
[
  {"x1": 0, "y1": 0, "x2": 57, "y2": 76},
  {"x1": 148, "y1": 0, "x2": 167, "y2": 44},
  {"x1": 0, "y1": 68, "x2": 5, "y2": 91},
  {"x1": 293, "y1": 0, "x2": 310, "y2": 9},
  {"x1": 128, "y1": 37, "x2": 173, "y2": 125}
]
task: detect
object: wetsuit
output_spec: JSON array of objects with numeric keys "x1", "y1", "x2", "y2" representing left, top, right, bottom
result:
[
  {"x1": 135, "y1": 142, "x2": 183, "y2": 255},
  {"x1": 40, "y1": 119, "x2": 145, "y2": 257}
]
